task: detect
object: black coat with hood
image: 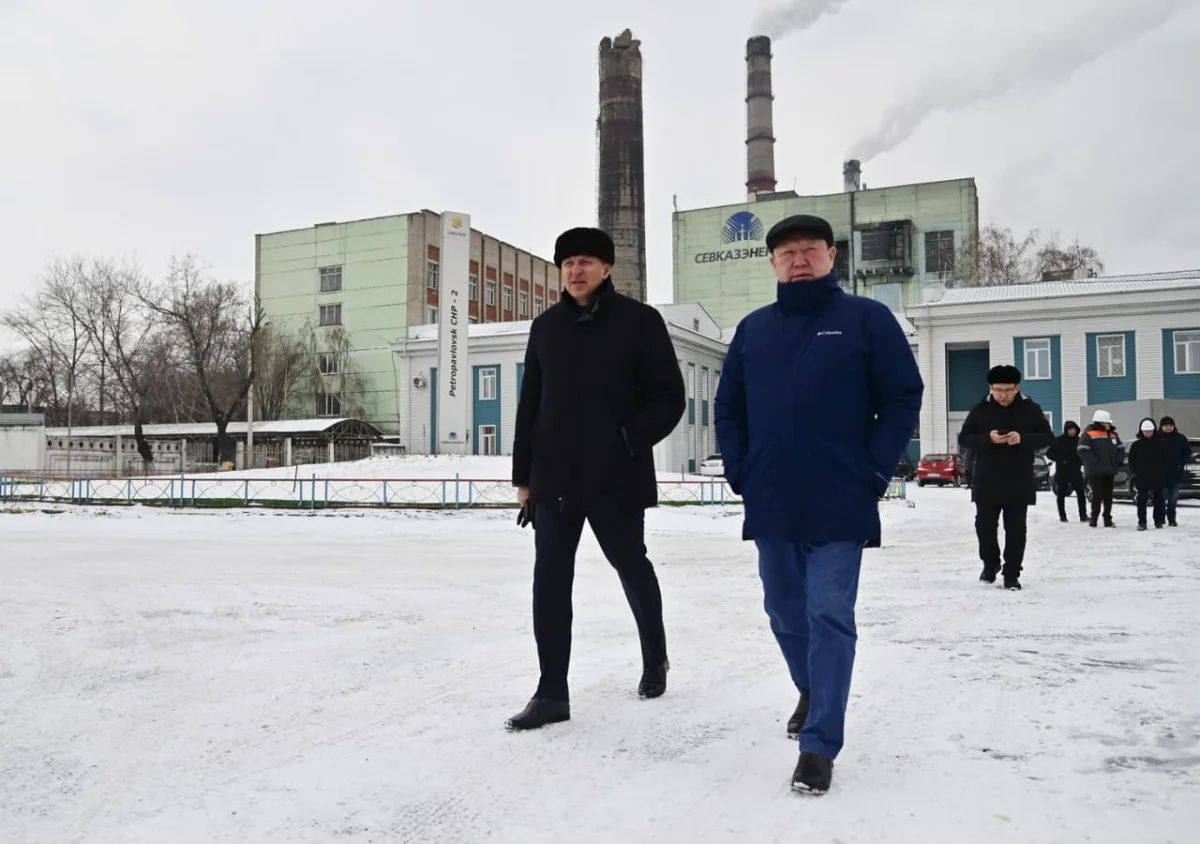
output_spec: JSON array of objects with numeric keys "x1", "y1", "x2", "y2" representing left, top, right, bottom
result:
[
  {"x1": 1128, "y1": 418, "x2": 1171, "y2": 490},
  {"x1": 1046, "y1": 420, "x2": 1084, "y2": 477},
  {"x1": 957, "y1": 393, "x2": 1055, "y2": 506}
]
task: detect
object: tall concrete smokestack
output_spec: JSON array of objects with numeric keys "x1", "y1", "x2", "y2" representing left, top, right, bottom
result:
[
  {"x1": 745, "y1": 35, "x2": 776, "y2": 200},
  {"x1": 843, "y1": 159, "x2": 861, "y2": 192},
  {"x1": 597, "y1": 29, "x2": 647, "y2": 302}
]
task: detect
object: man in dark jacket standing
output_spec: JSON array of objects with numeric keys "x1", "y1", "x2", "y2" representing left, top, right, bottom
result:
[
  {"x1": 1047, "y1": 420, "x2": 1087, "y2": 522},
  {"x1": 1159, "y1": 416, "x2": 1193, "y2": 527},
  {"x1": 1078, "y1": 409, "x2": 1125, "y2": 528},
  {"x1": 714, "y1": 214, "x2": 923, "y2": 794},
  {"x1": 957, "y1": 365, "x2": 1055, "y2": 590},
  {"x1": 1129, "y1": 417, "x2": 1170, "y2": 530},
  {"x1": 506, "y1": 226, "x2": 686, "y2": 732}
]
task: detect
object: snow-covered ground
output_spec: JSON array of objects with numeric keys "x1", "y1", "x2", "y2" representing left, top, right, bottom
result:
[{"x1": 2, "y1": 488, "x2": 1197, "y2": 843}]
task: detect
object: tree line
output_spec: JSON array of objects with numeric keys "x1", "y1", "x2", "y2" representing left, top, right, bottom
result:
[
  {"x1": 954, "y1": 226, "x2": 1105, "y2": 288},
  {"x1": 0, "y1": 255, "x2": 364, "y2": 467}
]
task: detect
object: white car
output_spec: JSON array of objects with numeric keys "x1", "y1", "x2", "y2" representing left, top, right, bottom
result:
[{"x1": 698, "y1": 454, "x2": 724, "y2": 476}]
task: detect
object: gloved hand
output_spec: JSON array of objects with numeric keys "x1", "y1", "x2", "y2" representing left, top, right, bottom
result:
[{"x1": 516, "y1": 501, "x2": 535, "y2": 529}]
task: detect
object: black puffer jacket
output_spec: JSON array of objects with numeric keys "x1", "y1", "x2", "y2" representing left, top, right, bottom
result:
[
  {"x1": 1046, "y1": 421, "x2": 1084, "y2": 476},
  {"x1": 1128, "y1": 418, "x2": 1171, "y2": 489},
  {"x1": 1078, "y1": 423, "x2": 1125, "y2": 478},
  {"x1": 957, "y1": 393, "x2": 1055, "y2": 505}
]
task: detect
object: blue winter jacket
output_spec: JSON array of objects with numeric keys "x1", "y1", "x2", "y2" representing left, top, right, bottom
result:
[{"x1": 714, "y1": 272, "x2": 924, "y2": 545}]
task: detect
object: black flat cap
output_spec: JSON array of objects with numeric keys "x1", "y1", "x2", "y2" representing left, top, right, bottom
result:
[
  {"x1": 554, "y1": 227, "x2": 615, "y2": 267},
  {"x1": 765, "y1": 214, "x2": 835, "y2": 251}
]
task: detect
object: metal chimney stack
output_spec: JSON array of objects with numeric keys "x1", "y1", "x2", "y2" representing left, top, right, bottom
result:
[
  {"x1": 843, "y1": 159, "x2": 862, "y2": 192},
  {"x1": 745, "y1": 35, "x2": 776, "y2": 200}
]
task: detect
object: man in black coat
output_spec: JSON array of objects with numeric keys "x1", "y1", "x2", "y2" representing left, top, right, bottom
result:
[
  {"x1": 1129, "y1": 417, "x2": 1170, "y2": 530},
  {"x1": 957, "y1": 365, "x2": 1055, "y2": 590},
  {"x1": 506, "y1": 226, "x2": 686, "y2": 731},
  {"x1": 1047, "y1": 420, "x2": 1088, "y2": 523}
]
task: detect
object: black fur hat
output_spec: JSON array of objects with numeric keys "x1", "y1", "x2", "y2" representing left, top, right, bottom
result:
[
  {"x1": 987, "y1": 364, "x2": 1022, "y2": 385},
  {"x1": 553, "y1": 227, "x2": 615, "y2": 268}
]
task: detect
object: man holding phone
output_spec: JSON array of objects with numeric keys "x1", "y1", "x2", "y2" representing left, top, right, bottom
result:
[{"x1": 957, "y1": 365, "x2": 1055, "y2": 590}]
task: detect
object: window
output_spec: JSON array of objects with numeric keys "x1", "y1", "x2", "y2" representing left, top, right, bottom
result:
[
  {"x1": 924, "y1": 230, "x2": 955, "y2": 274},
  {"x1": 872, "y1": 282, "x2": 903, "y2": 313},
  {"x1": 317, "y1": 352, "x2": 341, "y2": 375},
  {"x1": 318, "y1": 303, "x2": 342, "y2": 326},
  {"x1": 1175, "y1": 330, "x2": 1200, "y2": 374},
  {"x1": 478, "y1": 424, "x2": 497, "y2": 456},
  {"x1": 317, "y1": 392, "x2": 341, "y2": 417},
  {"x1": 426, "y1": 306, "x2": 437, "y2": 324},
  {"x1": 319, "y1": 265, "x2": 342, "y2": 292},
  {"x1": 834, "y1": 239, "x2": 850, "y2": 281},
  {"x1": 687, "y1": 363, "x2": 696, "y2": 398},
  {"x1": 485, "y1": 281, "x2": 496, "y2": 306},
  {"x1": 426, "y1": 261, "x2": 439, "y2": 290},
  {"x1": 1044, "y1": 411, "x2": 1053, "y2": 430},
  {"x1": 468, "y1": 315, "x2": 479, "y2": 324},
  {"x1": 478, "y1": 367, "x2": 497, "y2": 401},
  {"x1": 503, "y1": 287, "x2": 513, "y2": 312},
  {"x1": 519, "y1": 291, "x2": 528, "y2": 316},
  {"x1": 1096, "y1": 334, "x2": 1126, "y2": 378},
  {"x1": 1023, "y1": 338, "x2": 1051, "y2": 380},
  {"x1": 860, "y1": 224, "x2": 906, "y2": 262},
  {"x1": 693, "y1": 318, "x2": 700, "y2": 331},
  {"x1": 534, "y1": 297, "x2": 544, "y2": 315}
]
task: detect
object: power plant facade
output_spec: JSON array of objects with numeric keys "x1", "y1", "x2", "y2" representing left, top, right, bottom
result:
[
  {"x1": 597, "y1": 29, "x2": 648, "y2": 302},
  {"x1": 671, "y1": 35, "x2": 980, "y2": 329}
]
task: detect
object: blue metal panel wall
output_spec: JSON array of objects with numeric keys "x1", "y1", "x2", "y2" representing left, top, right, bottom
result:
[
  {"x1": 1013, "y1": 335, "x2": 1062, "y2": 431},
  {"x1": 946, "y1": 348, "x2": 990, "y2": 412}
]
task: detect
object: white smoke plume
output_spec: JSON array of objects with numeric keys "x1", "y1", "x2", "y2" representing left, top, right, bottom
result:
[
  {"x1": 848, "y1": 0, "x2": 1187, "y2": 161},
  {"x1": 751, "y1": 0, "x2": 854, "y2": 40}
]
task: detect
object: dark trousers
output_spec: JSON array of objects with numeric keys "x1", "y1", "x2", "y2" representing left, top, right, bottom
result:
[
  {"x1": 1136, "y1": 485, "x2": 1167, "y2": 527},
  {"x1": 531, "y1": 505, "x2": 667, "y2": 702},
  {"x1": 754, "y1": 539, "x2": 863, "y2": 760},
  {"x1": 1165, "y1": 483, "x2": 1181, "y2": 524},
  {"x1": 1089, "y1": 475, "x2": 1115, "y2": 524},
  {"x1": 974, "y1": 502, "x2": 1028, "y2": 578},
  {"x1": 1056, "y1": 472, "x2": 1087, "y2": 520}
]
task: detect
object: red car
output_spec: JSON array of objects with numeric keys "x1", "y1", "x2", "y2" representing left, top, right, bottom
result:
[{"x1": 917, "y1": 453, "x2": 967, "y2": 487}]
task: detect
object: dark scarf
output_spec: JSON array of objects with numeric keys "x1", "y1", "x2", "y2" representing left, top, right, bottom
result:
[{"x1": 776, "y1": 270, "x2": 842, "y2": 315}]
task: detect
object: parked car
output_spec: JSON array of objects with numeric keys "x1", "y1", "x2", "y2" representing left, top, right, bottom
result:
[
  {"x1": 895, "y1": 455, "x2": 916, "y2": 481},
  {"x1": 917, "y1": 453, "x2": 967, "y2": 487},
  {"x1": 1111, "y1": 436, "x2": 1200, "y2": 501},
  {"x1": 1033, "y1": 450, "x2": 1051, "y2": 491},
  {"x1": 697, "y1": 454, "x2": 724, "y2": 476}
]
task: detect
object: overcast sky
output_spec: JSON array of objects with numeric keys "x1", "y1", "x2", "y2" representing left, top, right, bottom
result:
[{"x1": 2, "y1": 0, "x2": 1197, "y2": 347}]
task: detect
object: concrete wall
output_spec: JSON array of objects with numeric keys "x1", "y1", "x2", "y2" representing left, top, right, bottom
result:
[
  {"x1": 0, "y1": 422, "x2": 46, "y2": 472},
  {"x1": 672, "y1": 178, "x2": 978, "y2": 328}
]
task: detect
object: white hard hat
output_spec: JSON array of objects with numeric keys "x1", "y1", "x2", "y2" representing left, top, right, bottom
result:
[{"x1": 1092, "y1": 409, "x2": 1112, "y2": 424}]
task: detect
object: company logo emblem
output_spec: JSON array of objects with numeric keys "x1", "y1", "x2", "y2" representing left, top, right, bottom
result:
[
  {"x1": 450, "y1": 216, "x2": 464, "y2": 229},
  {"x1": 722, "y1": 211, "x2": 764, "y2": 244}
]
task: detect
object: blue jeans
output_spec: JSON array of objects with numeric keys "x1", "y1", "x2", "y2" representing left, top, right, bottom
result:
[
  {"x1": 1165, "y1": 483, "x2": 1181, "y2": 523},
  {"x1": 754, "y1": 539, "x2": 864, "y2": 760}
]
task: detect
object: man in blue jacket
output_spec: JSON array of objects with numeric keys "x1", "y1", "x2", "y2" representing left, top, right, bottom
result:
[{"x1": 714, "y1": 214, "x2": 924, "y2": 794}]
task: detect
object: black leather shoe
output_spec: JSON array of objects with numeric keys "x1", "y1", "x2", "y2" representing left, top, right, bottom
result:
[
  {"x1": 792, "y1": 751, "x2": 833, "y2": 793},
  {"x1": 505, "y1": 698, "x2": 569, "y2": 731},
  {"x1": 787, "y1": 692, "x2": 810, "y2": 740},
  {"x1": 638, "y1": 659, "x2": 669, "y2": 699}
]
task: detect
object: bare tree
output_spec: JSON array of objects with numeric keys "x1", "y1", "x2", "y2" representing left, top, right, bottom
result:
[
  {"x1": 140, "y1": 255, "x2": 264, "y2": 464},
  {"x1": 1033, "y1": 232, "x2": 1105, "y2": 281},
  {"x1": 253, "y1": 324, "x2": 309, "y2": 422},
  {"x1": 299, "y1": 324, "x2": 369, "y2": 421}
]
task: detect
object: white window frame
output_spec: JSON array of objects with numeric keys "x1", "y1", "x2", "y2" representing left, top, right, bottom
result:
[
  {"x1": 519, "y1": 290, "x2": 528, "y2": 316},
  {"x1": 1175, "y1": 330, "x2": 1200, "y2": 375},
  {"x1": 534, "y1": 297, "x2": 544, "y2": 315},
  {"x1": 426, "y1": 306, "x2": 437, "y2": 324},
  {"x1": 317, "y1": 352, "x2": 341, "y2": 375},
  {"x1": 502, "y1": 287, "x2": 513, "y2": 312},
  {"x1": 317, "y1": 392, "x2": 341, "y2": 417},
  {"x1": 318, "y1": 303, "x2": 342, "y2": 326},
  {"x1": 426, "y1": 261, "x2": 439, "y2": 290},
  {"x1": 1023, "y1": 338, "x2": 1051, "y2": 380},
  {"x1": 468, "y1": 274, "x2": 478, "y2": 301},
  {"x1": 478, "y1": 424, "x2": 497, "y2": 456},
  {"x1": 478, "y1": 367, "x2": 497, "y2": 401},
  {"x1": 1043, "y1": 411, "x2": 1053, "y2": 430},
  {"x1": 1095, "y1": 334, "x2": 1126, "y2": 379},
  {"x1": 485, "y1": 281, "x2": 496, "y2": 306},
  {"x1": 318, "y1": 265, "x2": 342, "y2": 293}
]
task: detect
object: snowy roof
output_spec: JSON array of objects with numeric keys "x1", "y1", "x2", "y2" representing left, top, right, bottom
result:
[
  {"x1": 924, "y1": 270, "x2": 1200, "y2": 307},
  {"x1": 44, "y1": 418, "x2": 381, "y2": 438}
]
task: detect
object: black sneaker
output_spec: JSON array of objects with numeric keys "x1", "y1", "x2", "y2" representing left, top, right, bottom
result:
[
  {"x1": 638, "y1": 659, "x2": 669, "y2": 699},
  {"x1": 505, "y1": 698, "x2": 570, "y2": 731},
  {"x1": 791, "y1": 751, "x2": 833, "y2": 793},
  {"x1": 787, "y1": 692, "x2": 810, "y2": 740}
]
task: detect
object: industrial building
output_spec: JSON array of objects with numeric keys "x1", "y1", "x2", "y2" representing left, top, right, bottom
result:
[
  {"x1": 389, "y1": 303, "x2": 729, "y2": 473},
  {"x1": 906, "y1": 270, "x2": 1200, "y2": 455},
  {"x1": 254, "y1": 211, "x2": 561, "y2": 435},
  {"x1": 672, "y1": 36, "x2": 979, "y2": 329}
]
